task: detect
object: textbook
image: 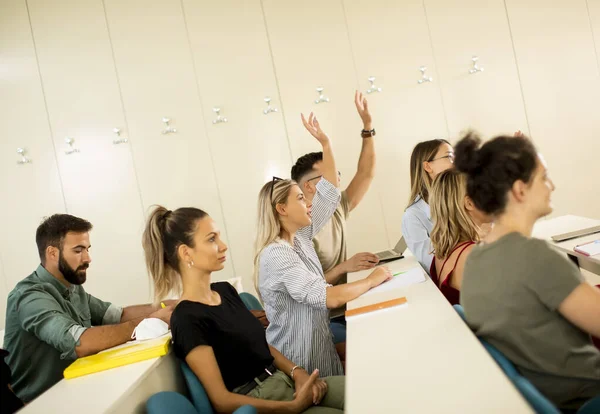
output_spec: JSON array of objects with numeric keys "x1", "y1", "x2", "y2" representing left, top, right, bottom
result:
[{"x1": 63, "y1": 334, "x2": 171, "y2": 379}]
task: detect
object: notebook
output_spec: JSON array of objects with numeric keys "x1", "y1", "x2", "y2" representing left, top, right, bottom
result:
[
  {"x1": 63, "y1": 334, "x2": 171, "y2": 379},
  {"x1": 574, "y1": 239, "x2": 600, "y2": 257}
]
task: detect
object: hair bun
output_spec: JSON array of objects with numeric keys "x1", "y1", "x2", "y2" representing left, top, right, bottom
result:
[{"x1": 454, "y1": 132, "x2": 482, "y2": 174}]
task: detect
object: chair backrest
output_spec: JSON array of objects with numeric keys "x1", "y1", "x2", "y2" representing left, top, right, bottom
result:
[
  {"x1": 578, "y1": 395, "x2": 600, "y2": 414},
  {"x1": 479, "y1": 339, "x2": 520, "y2": 380},
  {"x1": 180, "y1": 361, "x2": 214, "y2": 414},
  {"x1": 239, "y1": 292, "x2": 263, "y2": 311},
  {"x1": 452, "y1": 304, "x2": 466, "y2": 321},
  {"x1": 512, "y1": 376, "x2": 561, "y2": 414},
  {"x1": 147, "y1": 391, "x2": 198, "y2": 414}
]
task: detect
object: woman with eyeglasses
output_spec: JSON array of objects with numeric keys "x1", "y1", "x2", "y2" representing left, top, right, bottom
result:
[
  {"x1": 254, "y1": 113, "x2": 392, "y2": 378},
  {"x1": 401, "y1": 139, "x2": 454, "y2": 273}
]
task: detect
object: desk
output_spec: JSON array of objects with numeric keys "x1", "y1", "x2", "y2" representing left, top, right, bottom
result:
[
  {"x1": 345, "y1": 255, "x2": 532, "y2": 413},
  {"x1": 533, "y1": 215, "x2": 600, "y2": 275},
  {"x1": 19, "y1": 349, "x2": 185, "y2": 414}
]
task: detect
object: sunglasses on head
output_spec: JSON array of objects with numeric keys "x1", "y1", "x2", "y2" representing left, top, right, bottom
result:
[{"x1": 270, "y1": 176, "x2": 283, "y2": 202}]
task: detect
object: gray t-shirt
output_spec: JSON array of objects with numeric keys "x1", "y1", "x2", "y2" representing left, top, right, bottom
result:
[{"x1": 461, "y1": 232, "x2": 600, "y2": 383}]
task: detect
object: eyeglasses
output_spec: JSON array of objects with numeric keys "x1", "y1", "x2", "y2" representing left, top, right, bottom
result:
[
  {"x1": 429, "y1": 154, "x2": 455, "y2": 163},
  {"x1": 305, "y1": 171, "x2": 342, "y2": 183},
  {"x1": 270, "y1": 176, "x2": 283, "y2": 202}
]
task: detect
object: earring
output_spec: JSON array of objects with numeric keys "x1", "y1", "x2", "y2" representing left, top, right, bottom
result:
[{"x1": 187, "y1": 261, "x2": 194, "y2": 269}]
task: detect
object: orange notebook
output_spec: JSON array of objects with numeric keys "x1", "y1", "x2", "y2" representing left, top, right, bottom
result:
[{"x1": 345, "y1": 297, "x2": 407, "y2": 318}]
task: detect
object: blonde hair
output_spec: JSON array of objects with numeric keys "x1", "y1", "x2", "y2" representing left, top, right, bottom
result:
[
  {"x1": 407, "y1": 139, "x2": 451, "y2": 208},
  {"x1": 430, "y1": 170, "x2": 480, "y2": 260},
  {"x1": 253, "y1": 178, "x2": 297, "y2": 296},
  {"x1": 142, "y1": 205, "x2": 207, "y2": 304}
]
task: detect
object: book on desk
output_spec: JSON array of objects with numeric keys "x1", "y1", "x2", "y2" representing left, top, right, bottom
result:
[{"x1": 63, "y1": 334, "x2": 171, "y2": 379}]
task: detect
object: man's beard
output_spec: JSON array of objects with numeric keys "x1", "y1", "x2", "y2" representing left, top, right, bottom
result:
[{"x1": 58, "y1": 254, "x2": 88, "y2": 285}]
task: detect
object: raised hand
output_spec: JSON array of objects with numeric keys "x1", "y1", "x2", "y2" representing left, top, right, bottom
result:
[
  {"x1": 354, "y1": 90, "x2": 372, "y2": 130},
  {"x1": 301, "y1": 112, "x2": 330, "y2": 145}
]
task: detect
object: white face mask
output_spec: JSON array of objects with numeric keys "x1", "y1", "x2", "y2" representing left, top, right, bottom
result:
[{"x1": 131, "y1": 318, "x2": 169, "y2": 341}]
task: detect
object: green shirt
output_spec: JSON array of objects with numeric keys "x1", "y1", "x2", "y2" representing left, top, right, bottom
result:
[
  {"x1": 461, "y1": 233, "x2": 600, "y2": 396},
  {"x1": 3, "y1": 265, "x2": 123, "y2": 402}
]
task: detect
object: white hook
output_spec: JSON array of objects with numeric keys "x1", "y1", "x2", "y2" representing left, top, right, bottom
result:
[
  {"x1": 212, "y1": 108, "x2": 228, "y2": 124},
  {"x1": 16, "y1": 148, "x2": 31, "y2": 164},
  {"x1": 366, "y1": 77, "x2": 382, "y2": 94},
  {"x1": 161, "y1": 118, "x2": 177, "y2": 134},
  {"x1": 469, "y1": 56, "x2": 484, "y2": 74},
  {"x1": 112, "y1": 128, "x2": 128, "y2": 144},
  {"x1": 263, "y1": 97, "x2": 278, "y2": 115},
  {"x1": 315, "y1": 87, "x2": 330, "y2": 104},
  {"x1": 418, "y1": 66, "x2": 433, "y2": 84},
  {"x1": 65, "y1": 137, "x2": 80, "y2": 155}
]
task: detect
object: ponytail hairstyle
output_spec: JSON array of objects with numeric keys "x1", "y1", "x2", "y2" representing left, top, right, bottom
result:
[
  {"x1": 253, "y1": 178, "x2": 297, "y2": 296},
  {"x1": 142, "y1": 206, "x2": 208, "y2": 303},
  {"x1": 454, "y1": 132, "x2": 538, "y2": 216},
  {"x1": 407, "y1": 139, "x2": 451, "y2": 208}
]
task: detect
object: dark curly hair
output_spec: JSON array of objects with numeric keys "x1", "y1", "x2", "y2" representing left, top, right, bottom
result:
[
  {"x1": 291, "y1": 152, "x2": 323, "y2": 182},
  {"x1": 454, "y1": 132, "x2": 538, "y2": 216},
  {"x1": 36, "y1": 214, "x2": 93, "y2": 264}
]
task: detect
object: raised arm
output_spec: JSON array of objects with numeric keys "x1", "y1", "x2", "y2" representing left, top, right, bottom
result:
[
  {"x1": 345, "y1": 91, "x2": 376, "y2": 212},
  {"x1": 298, "y1": 113, "x2": 341, "y2": 239},
  {"x1": 301, "y1": 112, "x2": 337, "y2": 188}
]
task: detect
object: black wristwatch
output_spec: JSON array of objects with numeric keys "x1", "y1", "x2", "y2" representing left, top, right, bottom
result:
[{"x1": 361, "y1": 128, "x2": 376, "y2": 138}]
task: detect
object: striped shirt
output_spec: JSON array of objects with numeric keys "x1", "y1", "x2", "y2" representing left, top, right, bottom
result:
[{"x1": 258, "y1": 178, "x2": 344, "y2": 377}]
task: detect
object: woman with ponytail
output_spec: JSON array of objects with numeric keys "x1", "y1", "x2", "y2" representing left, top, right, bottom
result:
[
  {"x1": 401, "y1": 139, "x2": 454, "y2": 273},
  {"x1": 455, "y1": 132, "x2": 600, "y2": 411},
  {"x1": 142, "y1": 206, "x2": 345, "y2": 413},
  {"x1": 254, "y1": 113, "x2": 392, "y2": 378}
]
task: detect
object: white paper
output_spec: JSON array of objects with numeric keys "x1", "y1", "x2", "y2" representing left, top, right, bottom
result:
[{"x1": 361, "y1": 266, "x2": 426, "y2": 297}]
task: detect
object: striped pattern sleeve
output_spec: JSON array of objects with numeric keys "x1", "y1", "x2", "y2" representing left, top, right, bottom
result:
[
  {"x1": 298, "y1": 178, "x2": 341, "y2": 240},
  {"x1": 261, "y1": 243, "x2": 329, "y2": 310}
]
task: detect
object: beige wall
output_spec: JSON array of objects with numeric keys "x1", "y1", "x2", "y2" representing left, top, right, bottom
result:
[{"x1": 1, "y1": 0, "x2": 599, "y2": 328}]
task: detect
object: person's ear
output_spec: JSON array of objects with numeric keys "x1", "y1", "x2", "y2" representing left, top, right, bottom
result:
[
  {"x1": 177, "y1": 244, "x2": 192, "y2": 264},
  {"x1": 423, "y1": 161, "x2": 434, "y2": 175},
  {"x1": 275, "y1": 203, "x2": 288, "y2": 216},
  {"x1": 464, "y1": 196, "x2": 475, "y2": 212},
  {"x1": 46, "y1": 246, "x2": 59, "y2": 264},
  {"x1": 511, "y1": 179, "x2": 528, "y2": 203}
]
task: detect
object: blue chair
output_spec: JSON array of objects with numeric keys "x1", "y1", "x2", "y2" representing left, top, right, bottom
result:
[
  {"x1": 579, "y1": 395, "x2": 600, "y2": 414},
  {"x1": 239, "y1": 292, "x2": 263, "y2": 311},
  {"x1": 512, "y1": 376, "x2": 561, "y2": 414},
  {"x1": 479, "y1": 339, "x2": 520, "y2": 380},
  {"x1": 147, "y1": 391, "x2": 197, "y2": 414},
  {"x1": 180, "y1": 361, "x2": 257, "y2": 414},
  {"x1": 181, "y1": 361, "x2": 214, "y2": 413},
  {"x1": 452, "y1": 304, "x2": 466, "y2": 321}
]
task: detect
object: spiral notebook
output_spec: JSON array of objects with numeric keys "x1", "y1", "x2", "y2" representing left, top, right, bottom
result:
[{"x1": 63, "y1": 334, "x2": 171, "y2": 379}]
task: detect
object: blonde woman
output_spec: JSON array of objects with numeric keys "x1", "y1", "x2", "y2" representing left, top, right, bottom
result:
[
  {"x1": 429, "y1": 169, "x2": 491, "y2": 305},
  {"x1": 401, "y1": 139, "x2": 454, "y2": 273},
  {"x1": 142, "y1": 206, "x2": 346, "y2": 413},
  {"x1": 254, "y1": 113, "x2": 391, "y2": 378}
]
